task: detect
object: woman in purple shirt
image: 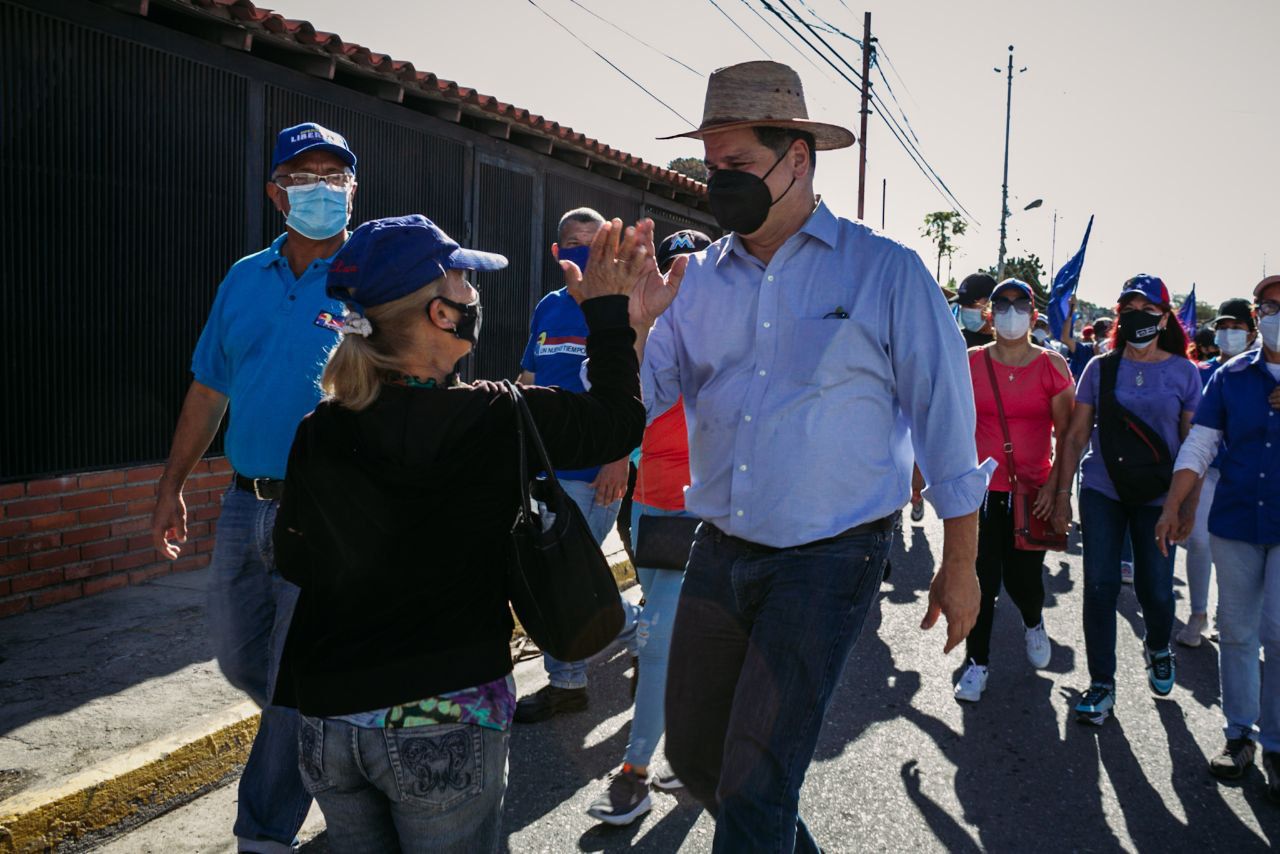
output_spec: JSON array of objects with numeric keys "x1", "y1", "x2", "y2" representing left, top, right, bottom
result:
[{"x1": 1054, "y1": 275, "x2": 1202, "y2": 725}]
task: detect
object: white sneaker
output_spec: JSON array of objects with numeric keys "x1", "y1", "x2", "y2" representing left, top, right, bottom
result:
[
  {"x1": 1120, "y1": 561, "x2": 1135, "y2": 584},
  {"x1": 1025, "y1": 621, "x2": 1052, "y2": 669},
  {"x1": 953, "y1": 660, "x2": 988, "y2": 703}
]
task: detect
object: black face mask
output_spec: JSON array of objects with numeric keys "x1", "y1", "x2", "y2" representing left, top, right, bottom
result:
[
  {"x1": 430, "y1": 296, "x2": 482, "y2": 345},
  {"x1": 707, "y1": 147, "x2": 797, "y2": 235},
  {"x1": 1118, "y1": 310, "x2": 1162, "y2": 348}
]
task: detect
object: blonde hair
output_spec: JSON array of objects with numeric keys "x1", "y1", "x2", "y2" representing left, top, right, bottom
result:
[{"x1": 320, "y1": 279, "x2": 444, "y2": 411}]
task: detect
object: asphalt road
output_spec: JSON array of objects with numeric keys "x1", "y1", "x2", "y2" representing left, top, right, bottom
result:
[{"x1": 105, "y1": 509, "x2": 1279, "y2": 853}]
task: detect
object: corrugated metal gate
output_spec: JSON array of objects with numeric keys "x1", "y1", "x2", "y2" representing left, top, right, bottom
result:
[{"x1": 1, "y1": 0, "x2": 715, "y2": 482}]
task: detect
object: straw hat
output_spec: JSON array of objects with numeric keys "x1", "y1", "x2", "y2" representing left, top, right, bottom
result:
[{"x1": 659, "y1": 61, "x2": 855, "y2": 150}]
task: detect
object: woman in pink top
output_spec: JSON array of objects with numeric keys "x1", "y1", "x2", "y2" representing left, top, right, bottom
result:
[{"x1": 954, "y1": 279, "x2": 1075, "y2": 703}]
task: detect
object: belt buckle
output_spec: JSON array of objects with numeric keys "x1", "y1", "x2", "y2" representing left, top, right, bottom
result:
[{"x1": 252, "y1": 478, "x2": 267, "y2": 501}]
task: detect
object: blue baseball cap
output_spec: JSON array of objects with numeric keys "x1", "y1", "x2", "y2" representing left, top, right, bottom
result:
[
  {"x1": 1119, "y1": 274, "x2": 1171, "y2": 307},
  {"x1": 992, "y1": 278, "x2": 1035, "y2": 303},
  {"x1": 271, "y1": 122, "x2": 357, "y2": 174},
  {"x1": 327, "y1": 215, "x2": 508, "y2": 313}
]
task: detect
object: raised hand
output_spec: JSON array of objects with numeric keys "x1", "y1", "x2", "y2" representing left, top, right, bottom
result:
[
  {"x1": 578, "y1": 218, "x2": 651, "y2": 301},
  {"x1": 630, "y1": 222, "x2": 688, "y2": 327}
]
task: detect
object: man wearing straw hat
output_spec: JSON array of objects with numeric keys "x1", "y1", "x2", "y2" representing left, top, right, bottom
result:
[{"x1": 631, "y1": 61, "x2": 992, "y2": 851}]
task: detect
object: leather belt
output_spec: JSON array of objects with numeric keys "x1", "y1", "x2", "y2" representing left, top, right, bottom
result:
[
  {"x1": 234, "y1": 473, "x2": 285, "y2": 501},
  {"x1": 706, "y1": 512, "x2": 899, "y2": 555}
]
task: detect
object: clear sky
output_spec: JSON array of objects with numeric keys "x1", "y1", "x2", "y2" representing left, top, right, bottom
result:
[{"x1": 297, "y1": 0, "x2": 1277, "y2": 310}]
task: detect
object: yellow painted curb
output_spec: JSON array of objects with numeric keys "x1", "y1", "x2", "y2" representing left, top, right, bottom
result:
[{"x1": 0, "y1": 701, "x2": 261, "y2": 853}]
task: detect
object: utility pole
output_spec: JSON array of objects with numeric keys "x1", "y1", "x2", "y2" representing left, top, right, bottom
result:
[
  {"x1": 857, "y1": 12, "x2": 872, "y2": 220},
  {"x1": 1049, "y1": 209, "x2": 1058, "y2": 280},
  {"x1": 995, "y1": 45, "x2": 1024, "y2": 278}
]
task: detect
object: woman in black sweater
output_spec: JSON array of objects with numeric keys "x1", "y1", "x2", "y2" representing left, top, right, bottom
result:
[{"x1": 273, "y1": 213, "x2": 675, "y2": 852}]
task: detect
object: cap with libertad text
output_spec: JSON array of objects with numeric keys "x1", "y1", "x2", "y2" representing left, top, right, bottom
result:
[{"x1": 271, "y1": 122, "x2": 357, "y2": 174}]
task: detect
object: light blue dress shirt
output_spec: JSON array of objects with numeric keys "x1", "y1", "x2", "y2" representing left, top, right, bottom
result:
[
  {"x1": 642, "y1": 201, "x2": 993, "y2": 548},
  {"x1": 191, "y1": 233, "x2": 345, "y2": 479}
]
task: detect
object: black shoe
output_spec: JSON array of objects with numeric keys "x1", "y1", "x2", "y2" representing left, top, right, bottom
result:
[
  {"x1": 513, "y1": 685, "x2": 588, "y2": 723},
  {"x1": 1264, "y1": 752, "x2": 1280, "y2": 804},
  {"x1": 1209, "y1": 737, "x2": 1255, "y2": 780},
  {"x1": 630, "y1": 656, "x2": 639, "y2": 700},
  {"x1": 586, "y1": 767, "x2": 652, "y2": 826}
]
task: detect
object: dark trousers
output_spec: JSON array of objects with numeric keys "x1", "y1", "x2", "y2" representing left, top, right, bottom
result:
[
  {"x1": 665, "y1": 524, "x2": 892, "y2": 854},
  {"x1": 966, "y1": 491, "x2": 1046, "y2": 665}
]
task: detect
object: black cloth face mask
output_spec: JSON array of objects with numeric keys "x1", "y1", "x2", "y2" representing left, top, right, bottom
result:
[
  {"x1": 707, "y1": 147, "x2": 797, "y2": 235},
  {"x1": 1117, "y1": 310, "x2": 1162, "y2": 348},
  {"x1": 430, "y1": 295, "x2": 483, "y2": 345}
]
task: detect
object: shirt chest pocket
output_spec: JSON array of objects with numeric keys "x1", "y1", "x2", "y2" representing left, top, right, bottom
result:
[{"x1": 785, "y1": 318, "x2": 863, "y2": 386}]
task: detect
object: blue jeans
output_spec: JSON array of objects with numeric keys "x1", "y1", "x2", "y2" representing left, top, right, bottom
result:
[
  {"x1": 1211, "y1": 536, "x2": 1280, "y2": 753},
  {"x1": 665, "y1": 523, "x2": 893, "y2": 854},
  {"x1": 1079, "y1": 488, "x2": 1176, "y2": 684},
  {"x1": 1183, "y1": 468, "x2": 1220, "y2": 615},
  {"x1": 298, "y1": 717, "x2": 508, "y2": 853},
  {"x1": 206, "y1": 486, "x2": 311, "y2": 853},
  {"x1": 623, "y1": 502, "x2": 691, "y2": 769},
  {"x1": 541, "y1": 477, "x2": 637, "y2": 689}
]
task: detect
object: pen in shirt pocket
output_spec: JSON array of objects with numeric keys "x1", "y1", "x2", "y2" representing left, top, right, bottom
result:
[{"x1": 823, "y1": 306, "x2": 850, "y2": 319}]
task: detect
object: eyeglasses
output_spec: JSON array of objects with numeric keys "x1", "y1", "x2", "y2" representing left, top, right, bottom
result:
[
  {"x1": 272, "y1": 171, "x2": 355, "y2": 189},
  {"x1": 991, "y1": 297, "x2": 1033, "y2": 315},
  {"x1": 1255, "y1": 300, "x2": 1280, "y2": 317}
]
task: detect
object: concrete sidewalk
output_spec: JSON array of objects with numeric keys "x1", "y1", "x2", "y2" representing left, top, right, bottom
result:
[{"x1": 0, "y1": 532, "x2": 633, "y2": 852}]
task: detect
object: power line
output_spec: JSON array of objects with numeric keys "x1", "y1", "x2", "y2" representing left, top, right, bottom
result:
[
  {"x1": 874, "y1": 58, "x2": 919, "y2": 146},
  {"x1": 525, "y1": 0, "x2": 695, "y2": 127},
  {"x1": 756, "y1": 0, "x2": 862, "y2": 87},
  {"x1": 737, "y1": 0, "x2": 838, "y2": 83},
  {"x1": 794, "y1": 0, "x2": 861, "y2": 47},
  {"x1": 563, "y1": 0, "x2": 703, "y2": 78},
  {"x1": 753, "y1": 0, "x2": 978, "y2": 223},
  {"x1": 704, "y1": 0, "x2": 773, "y2": 58},
  {"x1": 874, "y1": 41, "x2": 916, "y2": 105}
]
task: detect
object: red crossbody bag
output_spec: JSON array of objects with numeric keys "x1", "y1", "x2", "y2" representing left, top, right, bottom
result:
[{"x1": 983, "y1": 350, "x2": 1068, "y2": 552}]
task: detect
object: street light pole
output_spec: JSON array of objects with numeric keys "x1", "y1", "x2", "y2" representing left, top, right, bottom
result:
[{"x1": 996, "y1": 45, "x2": 1025, "y2": 278}]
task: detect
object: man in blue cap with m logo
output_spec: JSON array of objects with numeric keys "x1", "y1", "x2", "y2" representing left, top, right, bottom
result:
[{"x1": 149, "y1": 122, "x2": 357, "y2": 852}]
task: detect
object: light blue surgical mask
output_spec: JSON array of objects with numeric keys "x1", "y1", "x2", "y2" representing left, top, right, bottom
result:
[
  {"x1": 285, "y1": 182, "x2": 351, "y2": 240},
  {"x1": 1260, "y1": 313, "x2": 1280, "y2": 352},
  {"x1": 960, "y1": 307, "x2": 986, "y2": 332},
  {"x1": 1214, "y1": 328, "x2": 1249, "y2": 358}
]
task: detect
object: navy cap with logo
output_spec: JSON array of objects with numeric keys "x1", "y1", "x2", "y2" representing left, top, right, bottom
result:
[
  {"x1": 271, "y1": 122, "x2": 357, "y2": 174},
  {"x1": 657, "y1": 229, "x2": 713, "y2": 271},
  {"x1": 1212, "y1": 297, "x2": 1255, "y2": 330},
  {"x1": 951, "y1": 273, "x2": 997, "y2": 306},
  {"x1": 1118, "y1": 274, "x2": 1171, "y2": 307},
  {"x1": 326, "y1": 215, "x2": 507, "y2": 314},
  {"x1": 992, "y1": 278, "x2": 1035, "y2": 303}
]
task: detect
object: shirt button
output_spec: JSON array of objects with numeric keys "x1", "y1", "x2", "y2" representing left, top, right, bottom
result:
[
  {"x1": 743, "y1": 415, "x2": 752, "y2": 422},
  {"x1": 288, "y1": 294, "x2": 296, "y2": 301},
  {"x1": 759, "y1": 369, "x2": 767, "y2": 377},
  {"x1": 739, "y1": 464, "x2": 748, "y2": 472},
  {"x1": 736, "y1": 509, "x2": 744, "y2": 517},
  {"x1": 767, "y1": 275, "x2": 775, "y2": 282},
  {"x1": 763, "y1": 321, "x2": 771, "y2": 328}
]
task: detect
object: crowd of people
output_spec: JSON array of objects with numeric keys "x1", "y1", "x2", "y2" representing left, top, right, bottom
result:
[{"x1": 145, "y1": 59, "x2": 1278, "y2": 854}]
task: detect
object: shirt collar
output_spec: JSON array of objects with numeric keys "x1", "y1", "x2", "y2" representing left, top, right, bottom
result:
[
  {"x1": 713, "y1": 199, "x2": 838, "y2": 269},
  {"x1": 256, "y1": 232, "x2": 345, "y2": 270}
]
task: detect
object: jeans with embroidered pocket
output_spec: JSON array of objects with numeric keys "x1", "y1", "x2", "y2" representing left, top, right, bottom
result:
[{"x1": 299, "y1": 716, "x2": 509, "y2": 853}]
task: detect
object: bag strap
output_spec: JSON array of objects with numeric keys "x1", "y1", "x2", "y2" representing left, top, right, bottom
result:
[
  {"x1": 503, "y1": 380, "x2": 563, "y2": 492},
  {"x1": 503, "y1": 381, "x2": 534, "y2": 523},
  {"x1": 982, "y1": 349, "x2": 1020, "y2": 488}
]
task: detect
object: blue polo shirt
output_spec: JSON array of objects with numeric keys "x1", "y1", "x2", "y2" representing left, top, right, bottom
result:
[
  {"x1": 520, "y1": 287, "x2": 598, "y2": 482},
  {"x1": 191, "y1": 233, "x2": 344, "y2": 480},
  {"x1": 1194, "y1": 348, "x2": 1280, "y2": 545}
]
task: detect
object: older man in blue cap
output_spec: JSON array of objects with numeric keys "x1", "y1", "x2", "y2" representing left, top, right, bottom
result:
[{"x1": 150, "y1": 122, "x2": 358, "y2": 853}]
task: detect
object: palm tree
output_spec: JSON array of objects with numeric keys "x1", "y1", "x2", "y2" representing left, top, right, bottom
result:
[{"x1": 921, "y1": 211, "x2": 967, "y2": 282}]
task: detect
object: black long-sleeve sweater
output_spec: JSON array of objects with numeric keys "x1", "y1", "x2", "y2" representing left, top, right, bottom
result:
[{"x1": 272, "y1": 295, "x2": 643, "y2": 716}]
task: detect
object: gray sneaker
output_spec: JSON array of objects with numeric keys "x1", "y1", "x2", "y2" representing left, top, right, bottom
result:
[{"x1": 587, "y1": 767, "x2": 652, "y2": 826}]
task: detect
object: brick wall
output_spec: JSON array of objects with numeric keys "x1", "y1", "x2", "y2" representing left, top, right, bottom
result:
[{"x1": 0, "y1": 458, "x2": 232, "y2": 618}]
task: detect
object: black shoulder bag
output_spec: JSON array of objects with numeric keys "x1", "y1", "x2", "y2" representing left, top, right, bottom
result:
[
  {"x1": 1096, "y1": 352, "x2": 1174, "y2": 505},
  {"x1": 503, "y1": 381, "x2": 625, "y2": 662}
]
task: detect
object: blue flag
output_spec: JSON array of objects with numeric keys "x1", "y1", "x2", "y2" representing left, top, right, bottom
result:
[
  {"x1": 1047, "y1": 215, "x2": 1094, "y2": 339},
  {"x1": 1177, "y1": 283, "x2": 1197, "y2": 337}
]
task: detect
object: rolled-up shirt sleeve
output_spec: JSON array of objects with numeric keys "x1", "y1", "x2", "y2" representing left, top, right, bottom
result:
[
  {"x1": 640, "y1": 310, "x2": 681, "y2": 424},
  {"x1": 888, "y1": 253, "x2": 994, "y2": 518}
]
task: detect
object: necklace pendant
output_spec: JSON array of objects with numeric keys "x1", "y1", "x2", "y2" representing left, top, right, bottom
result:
[
  {"x1": 1008, "y1": 371, "x2": 1015, "y2": 382},
  {"x1": 1135, "y1": 371, "x2": 1145, "y2": 387}
]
